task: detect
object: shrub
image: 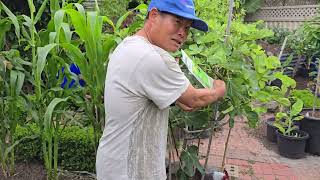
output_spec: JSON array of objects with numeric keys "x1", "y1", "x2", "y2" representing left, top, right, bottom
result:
[{"x1": 14, "y1": 124, "x2": 100, "y2": 172}]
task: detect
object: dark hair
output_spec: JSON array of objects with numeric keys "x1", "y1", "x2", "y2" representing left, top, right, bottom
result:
[{"x1": 145, "y1": 10, "x2": 175, "y2": 20}]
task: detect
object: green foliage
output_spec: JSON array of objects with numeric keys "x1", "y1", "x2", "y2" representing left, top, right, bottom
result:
[
  {"x1": 14, "y1": 124, "x2": 41, "y2": 161},
  {"x1": 101, "y1": 0, "x2": 145, "y2": 22},
  {"x1": 291, "y1": 89, "x2": 320, "y2": 108},
  {"x1": 101, "y1": 0, "x2": 130, "y2": 21},
  {"x1": 14, "y1": 124, "x2": 98, "y2": 172},
  {"x1": 59, "y1": 126, "x2": 97, "y2": 172},
  {"x1": 288, "y1": 14, "x2": 320, "y2": 58},
  {"x1": 0, "y1": 2, "x2": 20, "y2": 51},
  {"x1": 273, "y1": 98, "x2": 304, "y2": 136},
  {"x1": 178, "y1": 145, "x2": 204, "y2": 178},
  {"x1": 0, "y1": 48, "x2": 30, "y2": 176},
  {"x1": 265, "y1": 28, "x2": 291, "y2": 45},
  {"x1": 240, "y1": 0, "x2": 263, "y2": 14},
  {"x1": 183, "y1": 19, "x2": 278, "y2": 128}
]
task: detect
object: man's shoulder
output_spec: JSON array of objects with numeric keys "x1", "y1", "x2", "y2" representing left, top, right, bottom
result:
[{"x1": 116, "y1": 36, "x2": 159, "y2": 57}]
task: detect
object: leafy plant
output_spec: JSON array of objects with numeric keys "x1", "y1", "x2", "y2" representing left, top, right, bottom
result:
[
  {"x1": 0, "y1": 3, "x2": 31, "y2": 177},
  {"x1": 265, "y1": 28, "x2": 291, "y2": 45},
  {"x1": 0, "y1": 2, "x2": 20, "y2": 51},
  {"x1": 273, "y1": 98, "x2": 304, "y2": 136},
  {"x1": 291, "y1": 89, "x2": 320, "y2": 108},
  {"x1": 240, "y1": 0, "x2": 263, "y2": 14},
  {"x1": 14, "y1": 124, "x2": 98, "y2": 172},
  {"x1": 177, "y1": 145, "x2": 204, "y2": 177},
  {"x1": 173, "y1": 1, "x2": 299, "y2": 178}
]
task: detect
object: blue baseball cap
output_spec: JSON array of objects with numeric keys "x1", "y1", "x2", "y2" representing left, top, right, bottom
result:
[{"x1": 148, "y1": 0, "x2": 209, "y2": 32}]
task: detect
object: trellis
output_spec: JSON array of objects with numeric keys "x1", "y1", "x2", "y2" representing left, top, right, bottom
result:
[
  {"x1": 263, "y1": 0, "x2": 318, "y2": 6},
  {"x1": 83, "y1": 0, "x2": 104, "y2": 11},
  {"x1": 245, "y1": 0, "x2": 320, "y2": 30}
]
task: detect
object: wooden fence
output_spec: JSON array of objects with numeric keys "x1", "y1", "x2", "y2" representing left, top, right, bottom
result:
[{"x1": 245, "y1": 0, "x2": 319, "y2": 30}]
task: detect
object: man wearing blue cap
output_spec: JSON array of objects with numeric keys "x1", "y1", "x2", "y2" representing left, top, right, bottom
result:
[{"x1": 96, "y1": 0, "x2": 226, "y2": 179}]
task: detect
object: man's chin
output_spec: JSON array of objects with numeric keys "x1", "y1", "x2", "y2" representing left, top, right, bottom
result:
[{"x1": 166, "y1": 46, "x2": 180, "y2": 53}]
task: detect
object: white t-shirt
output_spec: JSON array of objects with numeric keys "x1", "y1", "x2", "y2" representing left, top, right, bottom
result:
[{"x1": 96, "y1": 35, "x2": 189, "y2": 180}]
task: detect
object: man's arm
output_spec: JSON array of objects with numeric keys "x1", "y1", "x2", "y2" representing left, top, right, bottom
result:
[
  {"x1": 176, "y1": 101, "x2": 195, "y2": 112},
  {"x1": 177, "y1": 80, "x2": 226, "y2": 109}
]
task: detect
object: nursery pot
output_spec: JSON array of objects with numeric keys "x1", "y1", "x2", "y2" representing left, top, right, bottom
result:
[
  {"x1": 301, "y1": 109, "x2": 320, "y2": 155},
  {"x1": 276, "y1": 130, "x2": 309, "y2": 159},
  {"x1": 266, "y1": 118, "x2": 299, "y2": 143},
  {"x1": 266, "y1": 118, "x2": 277, "y2": 143}
]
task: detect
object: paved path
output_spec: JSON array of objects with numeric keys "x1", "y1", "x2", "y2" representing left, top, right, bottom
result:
[{"x1": 196, "y1": 113, "x2": 320, "y2": 180}]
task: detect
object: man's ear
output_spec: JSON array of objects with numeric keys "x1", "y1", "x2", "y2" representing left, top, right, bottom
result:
[{"x1": 148, "y1": 8, "x2": 160, "y2": 22}]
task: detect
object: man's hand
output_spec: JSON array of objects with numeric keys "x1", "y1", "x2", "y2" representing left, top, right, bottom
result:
[
  {"x1": 176, "y1": 101, "x2": 195, "y2": 112},
  {"x1": 212, "y1": 80, "x2": 226, "y2": 100}
]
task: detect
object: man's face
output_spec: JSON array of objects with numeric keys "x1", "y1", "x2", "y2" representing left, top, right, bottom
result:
[{"x1": 150, "y1": 10, "x2": 192, "y2": 52}]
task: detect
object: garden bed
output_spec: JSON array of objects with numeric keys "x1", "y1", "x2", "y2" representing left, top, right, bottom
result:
[{"x1": 0, "y1": 160, "x2": 95, "y2": 180}]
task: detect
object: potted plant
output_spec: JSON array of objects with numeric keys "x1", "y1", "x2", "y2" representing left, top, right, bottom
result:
[
  {"x1": 287, "y1": 13, "x2": 320, "y2": 155},
  {"x1": 273, "y1": 98, "x2": 309, "y2": 158},
  {"x1": 264, "y1": 73, "x2": 297, "y2": 143},
  {"x1": 300, "y1": 63, "x2": 320, "y2": 155}
]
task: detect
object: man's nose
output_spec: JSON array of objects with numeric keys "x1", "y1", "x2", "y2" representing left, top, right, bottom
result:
[{"x1": 178, "y1": 26, "x2": 188, "y2": 39}]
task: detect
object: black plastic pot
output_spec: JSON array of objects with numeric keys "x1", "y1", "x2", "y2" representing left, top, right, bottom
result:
[
  {"x1": 276, "y1": 130, "x2": 309, "y2": 159},
  {"x1": 300, "y1": 109, "x2": 320, "y2": 155},
  {"x1": 266, "y1": 118, "x2": 277, "y2": 143},
  {"x1": 266, "y1": 118, "x2": 299, "y2": 143}
]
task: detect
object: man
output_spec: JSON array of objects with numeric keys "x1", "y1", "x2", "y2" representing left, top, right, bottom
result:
[{"x1": 96, "y1": 0, "x2": 226, "y2": 180}]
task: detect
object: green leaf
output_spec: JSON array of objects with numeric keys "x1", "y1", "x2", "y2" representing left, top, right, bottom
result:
[
  {"x1": 36, "y1": 43, "x2": 58, "y2": 82},
  {"x1": 4, "y1": 134, "x2": 38, "y2": 160},
  {"x1": 54, "y1": 9, "x2": 66, "y2": 38},
  {"x1": 49, "y1": 32, "x2": 57, "y2": 44},
  {"x1": 222, "y1": 105, "x2": 234, "y2": 114},
  {"x1": 35, "y1": 0, "x2": 49, "y2": 24},
  {"x1": 27, "y1": 0, "x2": 36, "y2": 15},
  {"x1": 292, "y1": 115, "x2": 304, "y2": 121},
  {"x1": 266, "y1": 56, "x2": 281, "y2": 70},
  {"x1": 16, "y1": 71, "x2": 25, "y2": 96},
  {"x1": 246, "y1": 111, "x2": 259, "y2": 128},
  {"x1": 276, "y1": 112, "x2": 288, "y2": 121},
  {"x1": 60, "y1": 43, "x2": 88, "y2": 79},
  {"x1": 10, "y1": 70, "x2": 18, "y2": 96},
  {"x1": 65, "y1": 9, "x2": 87, "y2": 40},
  {"x1": 22, "y1": 15, "x2": 32, "y2": 28},
  {"x1": 290, "y1": 99, "x2": 303, "y2": 117},
  {"x1": 74, "y1": 3, "x2": 86, "y2": 20},
  {"x1": 61, "y1": 23, "x2": 72, "y2": 43},
  {"x1": 44, "y1": 97, "x2": 69, "y2": 132},
  {"x1": 134, "y1": 3, "x2": 148, "y2": 14},
  {"x1": 102, "y1": 16, "x2": 115, "y2": 30},
  {"x1": 273, "y1": 122, "x2": 286, "y2": 135},
  {"x1": 275, "y1": 98, "x2": 291, "y2": 107},
  {"x1": 115, "y1": 10, "x2": 132, "y2": 32},
  {"x1": 274, "y1": 72, "x2": 296, "y2": 90},
  {"x1": 0, "y1": 2, "x2": 20, "y2": 40},
  {"x1": 180, "y1": 145, "x2": 204, "y2": 177},
  {"x1": 50, "y1": 0, "x2": 60, "y2": 14}
]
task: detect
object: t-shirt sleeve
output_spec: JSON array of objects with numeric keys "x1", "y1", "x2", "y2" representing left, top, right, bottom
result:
[{"x1": 134, "y1": 50, "x2": 190, "y2": 110}]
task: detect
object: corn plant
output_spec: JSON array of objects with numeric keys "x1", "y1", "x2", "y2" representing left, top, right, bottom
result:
[
  {"x1": 0, "y1": 49, "x2": 36, "y2": 177},
  {"x1": 47, "y1": 2, "x2": 147, "y2": 149},
  {"x1": 0, "y1": 3, "x2": 29, "y2": 177},
  {"x1": 43, "y1": 97, "x2": 70, "y2": 179}
]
